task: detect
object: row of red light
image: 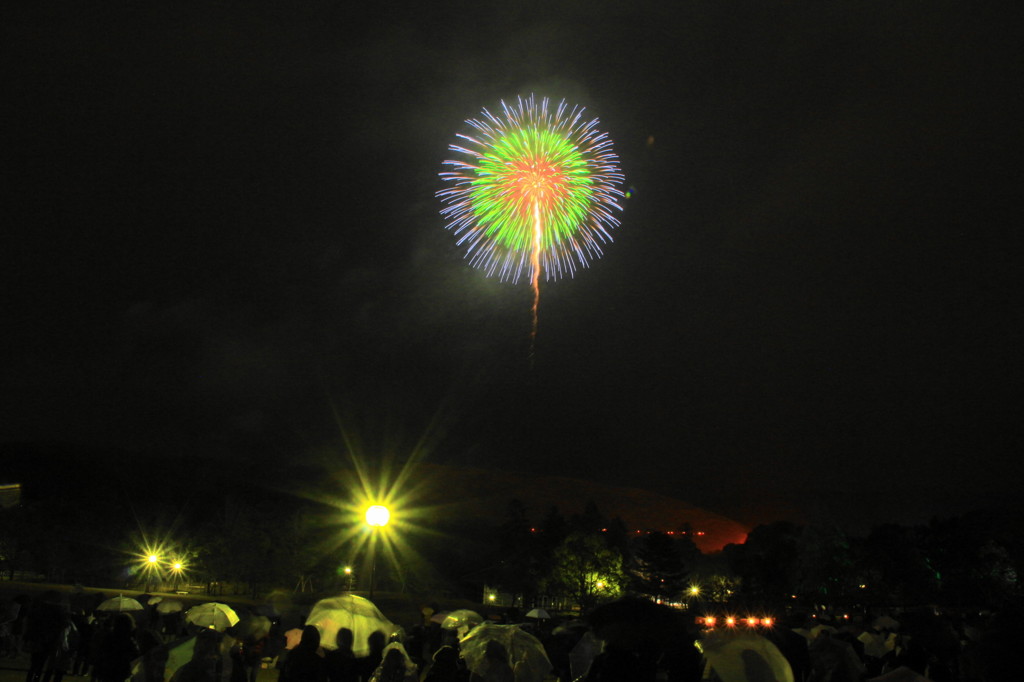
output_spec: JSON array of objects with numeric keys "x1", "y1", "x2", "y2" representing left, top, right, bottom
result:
[{"x1": 699, "y1": 615, "x2": 774, "y2": 628}]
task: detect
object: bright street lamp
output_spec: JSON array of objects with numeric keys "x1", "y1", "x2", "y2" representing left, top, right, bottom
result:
[
  {"x1": 365, "y1": 505, "x2": 390, "y2": 599},
  {"x1": 365, "y1": 505, "x2": 390, "y2": 527}
]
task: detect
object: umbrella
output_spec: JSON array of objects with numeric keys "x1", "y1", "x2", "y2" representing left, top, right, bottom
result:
[
  {"x1": 97, "y1": 596, "x2": 145, "y2": 612},
  {"x1": 552, "y1": 620, "x2": 588, "y2": 637},
  {"x1": 569, "y1": 630, "x2": 602, "y2": 681},
  {"x1": 700, "y1": 630, "x2": 795, "y2": 682},
  {"x1": 132, "y1": 629, "x2": 235, "y2": 682},
  {"x1": 283, "y1": 628, "x2": 304, "y2": 650},
  {"x1": 429, "y1": 611, "x2": 448, "y2": 624},
  {"x1": 156, "y1": 600, "x2": 184, "y2": 615},
  {"x1": 441, "y1": 609, "x2": 483, "y2": 637},
  {"x1": 867, "y1": 666, "x2": 934, "y2": 682},
  {"x1": 858, "y1": 630, "x2": 895, "y2": 659},
  {"x1": 460, "y1": 624, "x2": 552, "y2": 682},
  {"x1": 185, "y1": 603, "x2": 239, "y2": 631},
  {"x1": 304, "y1": 594, "x2": 396, "y2": 657},
  {"x1": 808, "y1": 634, "x2": 865, "y2": 682},
  {"x1": 872, "y1": 615, "x2": 900, "y2": 631},
  {"x1": 231, "y1": 615, "x2": 272, "y2": 640},
  {"x1": 525, "y1": 608, "x2": 551, "y2": 620},
  {"x1": 148, "y1": 596, "x2": 164, "y2": 606}
]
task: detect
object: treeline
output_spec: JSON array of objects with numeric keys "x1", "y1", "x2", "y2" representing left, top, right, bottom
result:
[{"x1": 1, "y1": 444, "x2": 1021, "y2": 612}]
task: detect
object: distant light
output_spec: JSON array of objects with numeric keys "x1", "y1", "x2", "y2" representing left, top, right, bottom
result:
[
  {"x1": 344, "y1": 566, "x2": 352, "y2": 575},
  {"x1": 859, "y1": 584, "x2": 867, "y2": 589},
  {"x1": 704, "y1": 616, "x2": 717, "y2": 627},
  {"x1": 172, "y1": 562, "x2": 183, "y2": 570},
  {"x1": 147, "y1": 555, "x2": 159, "y2": 564},
  {"x1": 596, "y1": 581, "x2": 605, "y2": 590},
  {"x1": 365, "y1": 505, "x2": 390, "y2": 527},
  {"x1": 762, "y1": 618, "x2": 774, "y2": 627},
  {"x1": 745, "y1": 617, "x2": 758, "y2": 627},
  {"x1": 725, "y1": 617, "x2": 736, "y2": 627},
  {"x1": 689, "y1": 586, "x2": 701, "y2": 596},
  {"x1": 488, "y1": 594, "x2": 496, "y2": 601}
]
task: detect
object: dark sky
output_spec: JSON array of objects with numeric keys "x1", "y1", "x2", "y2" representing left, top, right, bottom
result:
[{"x1": 4, "y1": 2, "x2": 1022, "y2": 531}]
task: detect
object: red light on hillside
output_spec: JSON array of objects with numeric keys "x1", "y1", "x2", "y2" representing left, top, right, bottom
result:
[{"x1": 725, "y1": 617, "x2": 736, "y2": 627}]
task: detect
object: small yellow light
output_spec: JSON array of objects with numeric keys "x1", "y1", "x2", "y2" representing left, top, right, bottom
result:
[
  {"x1": 172, "y1": 562, "x2": 183, "y2": 570},
  {"x1": 344, "y1": 566, "x2": 352, "y2": 575},
  {"x1": 488, "y1": 594, "x2": 496, "y2": 601},
  {"x1": 147, "y1": 555, "x2": 159, "y2": 564}
]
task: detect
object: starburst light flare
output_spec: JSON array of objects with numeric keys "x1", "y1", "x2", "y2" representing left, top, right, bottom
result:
[{"x1": 437, "y1": 94, "x2": 624, "y2": 352}]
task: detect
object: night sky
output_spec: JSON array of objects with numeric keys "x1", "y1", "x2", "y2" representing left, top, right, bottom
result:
[{"x1": 5, "y1": 3, "x2": 1022, "y2": 531}]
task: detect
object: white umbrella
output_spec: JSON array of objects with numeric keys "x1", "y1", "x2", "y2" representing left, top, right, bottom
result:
[
  {"x1": 97, "y1": 596, "x2": 145, "y2": 612},
  {"x1": 525, "y1": 608, "x2": 551, "y2": 620},
  {"x1": 305, "y1": 594, "x2": 396, "y2": 657},
  {"x1": 156, "y1": 599, "x2": 184, "y2": 614},
  {"x1": 185, "y1": 602, "x2": 239, "y2": 631}
]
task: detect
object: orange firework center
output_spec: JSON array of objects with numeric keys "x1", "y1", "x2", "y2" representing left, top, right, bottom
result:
[{"x1": 509, "y1": 157, "x2": 568, "y2": 214}]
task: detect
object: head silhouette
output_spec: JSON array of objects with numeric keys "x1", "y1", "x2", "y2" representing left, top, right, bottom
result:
[
  {"x1": 367, "y1": 630, "x2": 386, "y2": 655},
  {"x1": 335, "y1": 627, "x2": 354, "y2": 653},
  {"x1": 299, "y1": 625, "x2": 321, "y2": 650}
]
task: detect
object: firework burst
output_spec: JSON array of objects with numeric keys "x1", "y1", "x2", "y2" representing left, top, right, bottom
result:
[{"x1": 438, "y1": 94, "x2": 624, "y2": 350}]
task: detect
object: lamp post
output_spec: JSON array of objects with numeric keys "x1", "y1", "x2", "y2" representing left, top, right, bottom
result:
[{"x1": 365, "y1": 505, "x2": 390, "y2": 600}]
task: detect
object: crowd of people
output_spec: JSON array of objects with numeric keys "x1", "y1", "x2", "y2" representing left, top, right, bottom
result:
[{"x1": 0, "y1": 590, "x2": 1018, "y2": 682}]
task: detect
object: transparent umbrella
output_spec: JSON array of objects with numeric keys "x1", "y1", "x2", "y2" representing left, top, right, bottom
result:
[
  {"x1": 304, "y1": 594, "x2": 396, "y2": 657},
  {"x1": 459, "y1": 623, "x2": 552, "y2": 682},
  {"x1": 440, "y1": 609, "x2": 483, "y2": 637}
]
